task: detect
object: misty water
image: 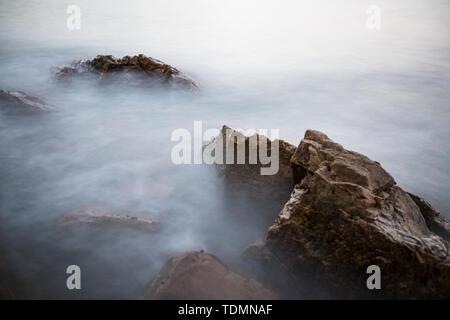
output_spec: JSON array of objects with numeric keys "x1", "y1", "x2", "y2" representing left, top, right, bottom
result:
[{"x1": 0, "y1": 0, "x2": 449, "y2": 298}]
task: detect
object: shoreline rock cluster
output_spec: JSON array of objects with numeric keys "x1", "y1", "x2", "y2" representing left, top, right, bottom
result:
[
  {"x1": 2, "y1": 52, "x2": 448, "y2": 298},
  {"x1": 231, "y1": 126, "x2": 449, "y2": 298},
  {"x1": 1, "y1": 53, "x2": 198, "y2": 113},
  {"x1": 266, "y1": 129, "x2": 449, "y2": 298},
  {"x1": 149, "y1": 126, "x2": 449, "y2": 299},
  {"x1": 52, "y1": 125, "x2": 448, "y2": 299}
]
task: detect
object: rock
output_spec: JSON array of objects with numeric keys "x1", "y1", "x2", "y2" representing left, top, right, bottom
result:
[
  {"x1": 205, "y1": 125, "x2": 296, "y2": 204},
  {"x1": 57, "y1": 208, "x2": 159, "y2": 233},
  {"x1": 0, "y1": 90, "x2": 51, "y2": 112},
  {"x1": 55, "y1": 54, "x2": 198, "y2": 90},
  {"x1": 408, "y1": 193, "x2": 450, "y2": 242},
  {"x1": 290, "y1": 130, "x2": 396, "y2": 192},
  {"x1": 265, "y1": 130, "x2": 450, "y2": 299},
  {"x1": 241, "y1": 238, "x2": 300, "y2": 298},
  {"x1": 142, "y1": 250, "x2": 279, "y2": 299}
]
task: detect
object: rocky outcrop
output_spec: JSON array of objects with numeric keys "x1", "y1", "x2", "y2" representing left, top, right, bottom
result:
[
  {"x1": 0, "y1": 90, "x2": 51, "y2": 112},
  {"x1": 55, "y1": 54, "x2": 198, "y2": 90},
  {"x1": 57, "y1": 208, "x2": 159, "y2": 233},
  {"x1": 408, "y1": 193, "x2": 450, "y2": 242},
  {"x1": 142, "y1": 250, "x2": 278, "y2": 299},
  {"x1": 264, "y1": 130, "x2": 450, "y2": 299},
  {"x1": 205, "y1": 125, "x2": 296, "y2": 204}
]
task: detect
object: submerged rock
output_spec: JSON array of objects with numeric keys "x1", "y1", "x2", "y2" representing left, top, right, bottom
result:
[
  {"x1": 55, "y1": 54, "x2": 198, "y2": 90},
  {"x1": 142, "y1": 250, "x2": 278, "y2": 299},
  {"x1": 205, "y1": 125, "x2": 296, "y2": 204},
  {"x1": 0, "y1": 90, "x2": 51, "y2": 112},
  {"x1": 264, "y1": 130, "x2": 450, "y2": 298},
  {"x1": 57, "y1": 208, "x2": 159, "y2": 233}
]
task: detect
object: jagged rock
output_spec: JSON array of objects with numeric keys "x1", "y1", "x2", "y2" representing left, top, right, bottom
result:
[
  {"x1": 57, "y1": 208, "x2": 159, "y2": 233},
  {"x1": 265, "y1": 130, "x2": 450, "y2": 299},
  {"x1": 55, "y1": 54, "x2": 198, "y2": 90},
  {"x1": 0, "y1": 90, "x2": 51, "y2": 112},
  {"x1": 408, "y1": 193, "x2": 450, "y2": 242},
  {"x1": 205, "y1": 125, "x2": 296, "y2": 204},
  {"x1": 142, "y1": 250, "x2": 279, "y2": 299}
]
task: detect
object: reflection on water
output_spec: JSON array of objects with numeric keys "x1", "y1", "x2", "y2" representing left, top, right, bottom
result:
[{"x1": 0, "y1": 0, "x2": 449, "y2": 298}]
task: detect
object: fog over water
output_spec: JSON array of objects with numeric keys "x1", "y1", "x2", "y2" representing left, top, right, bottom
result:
[{"x1": 0, "y1": 0, "x2": 449, "y2": 298}]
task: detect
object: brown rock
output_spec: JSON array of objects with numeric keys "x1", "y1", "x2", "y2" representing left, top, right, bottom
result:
[
  {"x1": 55, "y1": 54, "x2": 198, "y2": 90},
  {"x1": 290, "y1": 130, "x2": 395, "y2": 192},
  {"x1": 408, "y1": 193, "x2": 450, "y2": 242},
  {"x1": 0, "y1": 90, "x2": 51, "y2": 112},
  {"x1": 142, "y1": 251, "x2": 279, "y2": 299},
  {"x1": 57, "y1": 208, "x2": 159, "y2": 233},
  {"x1": 266, "y1": 130, "x2": 450, "y2": 299},
  {"x1": 205, "y1": 125, "x2": 296, "y2": 204}
]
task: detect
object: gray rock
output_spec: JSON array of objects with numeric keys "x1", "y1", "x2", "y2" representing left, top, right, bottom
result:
[
  {"x1": 0, "y1": 90, "x2": 51, "y2": 111},
  {"x1": 57, "y1": 208, "x2": 159, "y2": 233}
]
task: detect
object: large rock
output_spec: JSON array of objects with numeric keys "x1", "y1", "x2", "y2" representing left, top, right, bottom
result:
[
  {"x1": 57, "y1": 208, "x2": 159, "y2": 233},
  {"x1": 55, "y1": 54, "x2": 198, "y2": 90},
  {"x1": 265, "y1": 130, "x2": 450, "y2": 299},
  {"x1": 0, "y1": 90, "x2": 51, "y2": 112},
  {"x1": 142, "y1": 251, "x2": 278, "y2": 299},
  {"x1": 205, "y1": 125, "x2": 296, "y2": 204}
]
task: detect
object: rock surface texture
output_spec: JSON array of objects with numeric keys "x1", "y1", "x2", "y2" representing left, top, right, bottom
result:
[
  {"x1": 55, "y1": 54, "x2": 198, "y2": 90},
  {"x1": 205, "y1": 125, "x2": 296, "y2": 204},
  {"x1": 264, "y1": 130, "x2": 450, "y2": 298},
  {"x1": 58, "y1": 208, "x2": 159, "y2": 233},
  {"x1": 142, "y1": 251, "x2": 278, "y2": 299},
  {"x1": 0, "y1": 90, "x2": 50, "y2": 111}
]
